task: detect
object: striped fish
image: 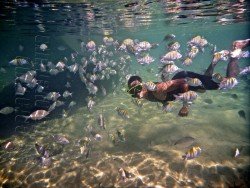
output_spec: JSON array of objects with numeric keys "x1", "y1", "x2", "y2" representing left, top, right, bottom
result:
[
  {"x1": 186, "y1": 78, "x2": 203, "y2": 87},
  {"x1": 161, "y1": 51, "x2": 182, "y2": 61},
  {"x1": 212, "y1": 73, "x2": 224, "y2": 83},
  {"x1": 168, "y1": 41, "x2": 180, "y2": 51},
  {"x1": 219, "y1": 77, "x2": 238, "y2": 90},
  {"x1": 188, "y1": 46, "x2": 199, "y2": 58},
  {"x1": 182, "y1": 57, "x2": 192, "y2": 66},
  {"x1": 174, "y1": 91, "x2": 198, "y2": 102},
  {"x1": 116, "y1": 107, "x2": 130, "y2": 119},
  {"x1": 182, "y1": 146, "x2": 201, "y2": 160}
]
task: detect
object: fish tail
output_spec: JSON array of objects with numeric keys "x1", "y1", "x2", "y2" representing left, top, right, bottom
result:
[
  {"x1": 22, "y1": 115, "x2": 29, "y2": 122},
  {"x1": 173, "y1": 94, "x2": 180, "y2": 101}
]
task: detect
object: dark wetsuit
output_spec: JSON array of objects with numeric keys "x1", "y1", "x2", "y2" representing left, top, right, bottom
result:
[{"x1": 145, "y1": 71, "x2": 219, "y2": 103}]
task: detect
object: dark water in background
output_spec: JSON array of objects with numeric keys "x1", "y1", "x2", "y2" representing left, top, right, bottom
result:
[{"x1": 0, "y1": 0, "x2": 250, "y2": 187}]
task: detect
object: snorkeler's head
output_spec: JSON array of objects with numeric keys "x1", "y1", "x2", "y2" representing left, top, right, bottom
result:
[{"x1": 127, "y1": 76, "x2": 143, "y2": 97}]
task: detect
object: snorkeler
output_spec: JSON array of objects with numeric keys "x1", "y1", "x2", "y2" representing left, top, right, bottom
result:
[{"x1": 127, "y1": 39, "x2": 250, "y2": 116}]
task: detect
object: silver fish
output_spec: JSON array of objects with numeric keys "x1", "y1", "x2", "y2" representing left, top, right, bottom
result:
[
  {"x1": 9, "y1": 58, "x2": 28, "y2": 66},
  {"x1": 63, "y1": 91, "x2": 72, "y2": 98},
  {"x1": 23, "y1": 110, "x2": 49, "y2": 121},
  {"x1": 0, "y1": 107, "x2": 16, "y2": 115},
  {"x1": 15, "y1": 83, "x2": 26, "y2": 95},
  {"x1": 45, "y1": 92, "x2": 60, "y2": 101},
  {"x1": 36, "y1": 85, "x2": 44, "y2": 93},
  {"x1": 52, "y1": 135, "x2": 70, "y2": 145},
  {"x1": 40, "y1": 43, "x2": 48, "y2": 51},
  {"x1": 87, "y1": 98, "x2": 95, "y2": 112},
  {"x1": 68, "y1": 101, "x2": 76, "y2": 108},
  {"x1": 186, "y1": 78, "x2": 203, "y2": 87},
  {"x1": 98, "y1": 112, "x2": 106, "y2": 130},
  {"x1": 239, "y1": 66, "x2": 250, "y2": 75},
  {"x1": 68, "y1": 63, "x2": 79, "y2": 74},
  {"x1": 40, "y1": 63, "x2": 46, "y2": 72},
  {"x1": 49, "y1": 68, "x2": 59, "y2": 75}
]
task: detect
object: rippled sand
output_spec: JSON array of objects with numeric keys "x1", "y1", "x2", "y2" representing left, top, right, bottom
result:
[{"x1": 0, "y1": 78, "x2": 249, "y2": 187}]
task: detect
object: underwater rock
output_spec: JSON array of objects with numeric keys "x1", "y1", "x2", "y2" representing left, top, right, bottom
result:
[
  {"x1": 203, "y1": 98, "x2": 213, "y2": 104},
  {"x1": 238, "y1": 110, "x2": 246, "y2": 120}
]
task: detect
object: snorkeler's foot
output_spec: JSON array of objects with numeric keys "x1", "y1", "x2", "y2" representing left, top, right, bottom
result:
[{"x1": 178, "y1": 105, "x2": 189, "y2": 117}]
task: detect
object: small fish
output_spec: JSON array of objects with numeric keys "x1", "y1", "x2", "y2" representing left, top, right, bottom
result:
[
  {"x1": 98, "y1": 111, "x2": 106, "y2": 130},
  {"x1": 57, "y1": 45, "x2": 66, "y2": 51},
  {"x1": 1, "y1": 141, "x2": 15, "y2": 150},
  {"x1": 168, "y1": 41, "x2": 180, "y2": 51},
  {"x1": 212, "y1": 73, "x2": 224, "y2": 83},
  {"x1": 186, "y1": 77, "x2": 203, "y2": 87},
  {"x1": 117, "y1": 129, "x2": 126, "y2": 142},
  {"x1": 68, "y1": 101, "x2": 76, "y2": 108},
  {"x1": 234, "y1": 148, "x2": 240, "y2": 158},
  {"x1": 36, "y1": 85, "x2": 44, "y2": 93},
  {"x1": 67, "y1": 63, "x2": 79, "y2": 74},
  {"x1": 188, "y1": 46, "x2": 199, "y2": 58},
  {"x1": 40, "y1": 63, "x2": 46, "y2": 72},
  {"x1": 22, "y1": 110, "x2": 49, "y2": 121},
  {"x1": 182, "y1": 146, "x2": 201, "y2": 160},
  {"x1": 160, "y1": 63, "x2": 180, "y2": 74},
  {"x1": 182, "y1": 57, "x2": 192, "y2": 66},
  {"x1": 174, "y1": 91, "x2": 198, "y2": 103},
  {"x1": 55, "y1": 61, "x2": 66, "y2": 71},
  {"x1": 161, "y1": 51, "x2": 182, "y2": 61},
  {"x1": 35, "y1": 143, "x2": 47, "y2": 156},
  {"x1": 65, "y1": 82, "x2": 71, "y2": 88},
  {"x1": 116, "y1": 107, "x2": 130, "y2": 119},
  {"x1": 15, "y1": 83, "x2": 26, "y2": 95},
  {"x1": 162, "y1": 102, "x2": 174, "y2": 112},
  {"x1": 86, "y1": 41, "x2": 96, "y2": 51},
  {"x1": 212, "y1": 50, "x2": 230, "y2": 63},
  {"x1": 40, "y1": 43, "x2": 48, "y2": 51},
  {"x1": 40, "y1": 156, "x2": 52, "y2": 167},
  {"x1": 239, "y1": 66, "x2": 250, "y2": 75},
  {"x1": 63, "y1": 90, "x2": 72, "y2": 98},
  {"x1": 87, "y1": 98, "x2": 95, "y2": 112},
  {"x1": 144, "y1": 81, "x2": 157, "y2": 91},
  {"x1": 219, "y1": 77, "x2": 238, "y2": 90},
  {"x1": 9, "y1": 58, "x2": 28, "y2": 66},
  {"x1": 49, "y1": 68, "x2": 59, "y2": 75},
  {"x1": 90, "y1": 131, "x2": 102, "y2": 141},
  {"x1": 137, "y1": 54, "x2": 154, "y2": 65},
  {"x1": 0, "y1": 107, "x2": 16, "y2": 115},
  {"x1": 52, "y1": 135, "x2": 70, "y2": 145},
  {"x1": 0, "y1": 67, "x2": 7, "y2": 73},
  {"x1": 45, "y1": 92, "x2": 60, "y2": 101}
]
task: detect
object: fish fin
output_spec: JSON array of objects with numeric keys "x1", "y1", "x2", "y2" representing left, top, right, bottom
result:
[
  {"x1": 173, "y1": 94, "x2": 180, "y2": 100},
  {"x1": 22, "y1": 115, "x2": 29, "y2": 122}
]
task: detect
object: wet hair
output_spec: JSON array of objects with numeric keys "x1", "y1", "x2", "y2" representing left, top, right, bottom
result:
[
  {"x1": 127, "y1": 76, "x2": 142, "y2": 97},
  {"x1": 128, "y1": 75, "x2": 142, "y2": 87}
]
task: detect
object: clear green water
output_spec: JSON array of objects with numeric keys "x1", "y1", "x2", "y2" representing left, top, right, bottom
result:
[{"x1": 0, "y1": 1, "x2": 249, "y2": 187}]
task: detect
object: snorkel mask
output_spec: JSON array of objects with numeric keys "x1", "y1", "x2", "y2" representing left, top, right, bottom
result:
[{"x1": 127, "y1": 83, "x2": 143, "y2": 97}]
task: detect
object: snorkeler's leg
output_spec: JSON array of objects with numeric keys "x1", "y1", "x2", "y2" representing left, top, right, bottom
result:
[
  {"x1": 204, "y1": 61, "x2": 216, "y2": 77},
  {"x1": 227, "y1": 39, "x2": 250, "y2": 78},
  {"x1": 226, "y1": 58, "x2": 240, "y2": 78}
]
